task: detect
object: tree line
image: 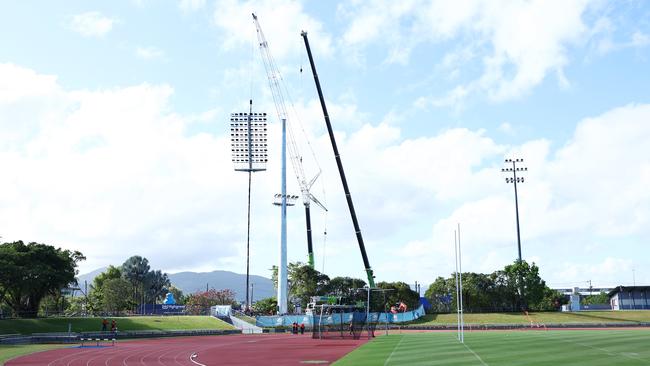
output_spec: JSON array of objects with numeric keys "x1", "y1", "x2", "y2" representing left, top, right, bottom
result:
[
  {"x1": 0, "y1": 241, "x2": 570, "y2": 318},
  {"x1": 425, "y1": 260, "x2": 566, "y2": 312},
  {"x1": 255, "y1": 262, "x2": 420, "y2": 315}
]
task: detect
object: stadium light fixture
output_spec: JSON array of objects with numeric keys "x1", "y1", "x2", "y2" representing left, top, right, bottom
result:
[
  {"x1": 501, "y1": 157, "x2": 528, "y2": 262},
  {"x1": 230, "y1": 102, "x2": 268, "y2": 311}
]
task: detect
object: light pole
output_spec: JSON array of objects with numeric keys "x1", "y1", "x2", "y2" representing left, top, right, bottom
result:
[
  {"x1": 502, "y1": 158, "x2": 527, "y2": 261},
  {"x1": 250, "y1": 283, "x2": 255, "y2": 308},
  {"x1": 230, "y1": 103, "x2": 268, "y2": 311}
]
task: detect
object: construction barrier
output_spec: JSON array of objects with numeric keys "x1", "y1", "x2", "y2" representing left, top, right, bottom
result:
[{"x1": 256, "y1": 305, "x2": 425, "y2": 327}]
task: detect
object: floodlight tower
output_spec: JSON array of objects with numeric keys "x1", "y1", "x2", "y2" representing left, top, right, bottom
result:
[
  {"x1": 272, "y1": 116, "x2": 299, "y2": 314},
  {"x1": 502, "y1": 158, "x2": 527, "y2": 261},
  {"x1": 230, "y1": 102, "x2": 268, "y2": 310}
]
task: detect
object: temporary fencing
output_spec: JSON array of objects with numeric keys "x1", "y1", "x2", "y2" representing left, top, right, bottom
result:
[{"x1": 255, "y1": 304, "x2": 425, "y2": 327}]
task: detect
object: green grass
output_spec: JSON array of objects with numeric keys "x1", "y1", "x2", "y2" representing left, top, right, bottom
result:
[
  {"x1": 0, "y1": 344, "x2": 69, "y2": 365},
  {"x1": 410, "y1": 311, "x2": 650, "y2": 326},
  {"x1": 232, "y1": 313, "x2": 257, "y2": 324},
  {"x1": 0, "y1": 316, "x2": 234, "y2": 335},
  {"x1": 335, "y1": 329, "x2": 650, "y2": 365}
]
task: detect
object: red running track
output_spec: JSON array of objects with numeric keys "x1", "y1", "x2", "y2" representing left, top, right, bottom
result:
[{"x1": 6, "y1": 334, "x2": 368, "y2": 366}]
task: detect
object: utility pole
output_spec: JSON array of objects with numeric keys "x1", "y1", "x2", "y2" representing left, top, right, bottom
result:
[{"x1": 502, "y1": 158, "x2": 527, "y2": 261}]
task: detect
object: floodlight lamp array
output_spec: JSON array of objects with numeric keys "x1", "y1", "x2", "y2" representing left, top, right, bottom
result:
[
  {"x1": 502, "y1": 157, "x2": 528, "y2": 184},
  {"x1": 505, "y1": 177, "x2": 525, "y2": 183},
  {"x1": 273, "y1": 193, "x2": 299, "y2": 206},
  {"x1": 230, "y1": 112, "x2": 268, "y2": 172}
]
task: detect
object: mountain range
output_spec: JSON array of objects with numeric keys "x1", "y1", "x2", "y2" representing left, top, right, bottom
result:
[{"x1": 76, "y1": 268, "x2": 274, "y2": 302}]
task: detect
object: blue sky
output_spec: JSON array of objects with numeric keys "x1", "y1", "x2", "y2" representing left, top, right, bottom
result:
[{"x1": 1, "y1": 0, "x2": 649, "y2": 290}]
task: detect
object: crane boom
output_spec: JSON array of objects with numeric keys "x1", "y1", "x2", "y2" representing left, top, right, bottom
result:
[
  {"x1": 252, "y1": 13, "x2": 325, "y2": 268},
  {"x1": 300, "y1": 31, "x2": 375, "y2": 288}
]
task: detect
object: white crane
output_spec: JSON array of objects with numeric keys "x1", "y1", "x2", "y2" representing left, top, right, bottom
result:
[{"x1": 252, "y1": 13, "x2": 326, "y2": 269}]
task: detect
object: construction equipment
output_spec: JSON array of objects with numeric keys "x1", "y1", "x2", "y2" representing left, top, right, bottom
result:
[
  {"x1": 301, "y1": 31, "x2": 376, "y2": 288},
  {"x1": 251, "y1": 13, "x2": 326, "y2": 268}
]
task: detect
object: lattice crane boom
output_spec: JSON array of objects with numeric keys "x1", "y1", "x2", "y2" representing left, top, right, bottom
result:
[{"x1": 252, "y1": 13, "x2": 326, "y2": 268}]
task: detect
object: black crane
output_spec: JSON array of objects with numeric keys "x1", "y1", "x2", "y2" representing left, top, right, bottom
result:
[{"x1": 301, "y1": 31, "x2": 376, "y2": 288}]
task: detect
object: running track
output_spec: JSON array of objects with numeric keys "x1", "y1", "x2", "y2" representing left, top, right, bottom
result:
[{"x1": 6, "y1": 334, "x2": 368, "y2": 365}]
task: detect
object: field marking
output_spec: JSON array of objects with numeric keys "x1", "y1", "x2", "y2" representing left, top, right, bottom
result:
[
  {"x1": 190, "y1": 352, "x2": 207, "y2": 366},
  {"x1": 535, "y1": 332, "x2": 650, "y2": 364},
  {"x1": 384, "y1": 335, "x2": 406, "y2": 366},
  {"x1": 462, "y1": 342, "x2": 488, "y2": 366}
]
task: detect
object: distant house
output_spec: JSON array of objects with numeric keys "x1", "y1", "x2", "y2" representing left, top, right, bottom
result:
[{"x1": 608, "y1": 286, "x2": 650, "y2": 310}]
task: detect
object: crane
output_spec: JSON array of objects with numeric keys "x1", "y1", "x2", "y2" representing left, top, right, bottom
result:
[
  {"x1": 252, "y1": 13, "x2": 326, "y2": 268},
  {"x1": 301, "y1": 31, "x2": 376, "y2": 288}
]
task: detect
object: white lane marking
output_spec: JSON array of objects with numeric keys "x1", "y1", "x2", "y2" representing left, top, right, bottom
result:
[
  {"x1": 463, "y1": 343, "x2": 488, "y2": 366},
  {"x1": 189, "y1": 352, "x2": 207, "y2": 366},
  {"x1": 384, "y1": 335, "x2": 406, "y2": 366}
]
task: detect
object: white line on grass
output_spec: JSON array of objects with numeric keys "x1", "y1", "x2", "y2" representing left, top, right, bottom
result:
[
  {"x1": 384, "y1": 335, "x2": 406, "y2": 366},
  {"x1": 463, "y1": 343, "x2": 488, "y2": 366}
]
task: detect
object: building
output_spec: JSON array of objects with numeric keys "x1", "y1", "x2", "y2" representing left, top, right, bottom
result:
[{"x1": 608, "y1": 286, "x2": 650, "y2": 310}]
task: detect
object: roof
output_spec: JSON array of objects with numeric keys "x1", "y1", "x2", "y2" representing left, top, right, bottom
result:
[{"x1": 607, "y1": 286, "x2": 650, "y2": 297}]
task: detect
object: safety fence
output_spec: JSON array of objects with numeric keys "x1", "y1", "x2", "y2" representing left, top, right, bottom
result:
[{"x1": 256, "y1": 305, "x2": 425, "y2": 327}]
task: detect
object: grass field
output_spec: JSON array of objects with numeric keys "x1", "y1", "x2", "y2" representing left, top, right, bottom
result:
[
  {"x1": 334, "y1": 329, "x2": 650, "y2": 365},
  {"x1": 0, "y1": 315, "x2": 234, "y2": 335},
  {"x1": 0, "y1": 344, "x2": 68, "y2": 365},
  {"x1": 410, "y1": 311, "x2": 650, "y2": 326},
  {"x1": 232, "y1": 313, "x2": 257, "y2": 324}
]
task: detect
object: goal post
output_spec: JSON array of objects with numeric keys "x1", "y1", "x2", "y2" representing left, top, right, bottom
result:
[{"x1": 310, "y1": 290, "x2": 389, "y2": 340}]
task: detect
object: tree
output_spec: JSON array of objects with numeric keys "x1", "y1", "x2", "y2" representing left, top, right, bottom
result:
[
  {"x1": 425, "y1": 276, "x2": 456, "y2": 313},
  {"x1": 144, "y1": 270, "x2": 170, "y2": 304},
  {"x1": 288, "y1": 263, "x2": 330, "y2": 309},
  {"x1": 497, "y1": 260, "x2": 547, "y2": 310},
  {"x1": 327, "y1": 277, "x2": 366, "y2": 297},
  {"x1": 101, "y1": 278, "x2": 132, "y2": 313},
  {"x1": 185, "y1": 289, "x2": 237, "y2": 315},
  {"x1": 252, "y1": 297, "x2": 277, "y2": 315},
  {"x1": 582, "y1": 292, "x2": 609, "y2": 306},
  {"x1": 89, "y1": 265, "x2": 122, "y2": 311},
  {"x1": 271, "y1": 262, "x2": 331, "y2": 309},
  {"x1": 121, "y1": 255, "x2": 150, "y2": 308},
  {"x1": 532, "y1": 287, "x2": 566, "y2": 311},
  {"x1": 0, "y1": 241, "x2": 85, "y2": 317},
  {"x1": 377, "y1": 281, "x2": 420, "y2": 311}
]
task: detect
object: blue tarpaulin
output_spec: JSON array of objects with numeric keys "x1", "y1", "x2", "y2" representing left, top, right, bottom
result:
[{"x1": 255, "y1": 305, "x2": 425, "y2": 327}]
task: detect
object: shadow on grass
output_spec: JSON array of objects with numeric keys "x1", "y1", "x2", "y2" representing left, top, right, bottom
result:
[{"x1": 567, "y1": 312, "x2": 640, "y2": 323}]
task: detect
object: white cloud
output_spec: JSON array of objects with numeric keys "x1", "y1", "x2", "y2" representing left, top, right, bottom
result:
[
  {"x1": 68, "y1": 11, "x2": 116, "y2": 38},
  {"x1": 341, "y1": 0, "x2": 593, "y2": 102},
  {"x1": 498, "y1": 122, "x2": 514, "y2": 135},
  {"x1": 135, "y1": 46, "x2": 165, "y2": 60},
  {"x1": 0, "y1": 63, "x2": 59, "y2": 103},
  {"x1": 212, "y1": 0, "x2": 333, "y2": 60},
  {"x1": 2, "y1": 62, "x2": 650, "y2": 288},
  {"x1": 631, "y1": 31, "x2": 650, "y2": 47}
]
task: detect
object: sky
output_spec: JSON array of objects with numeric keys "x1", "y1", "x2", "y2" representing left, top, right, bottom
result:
[{"x1": 1, "y1": 0, "x2": 649, "y2": 290}]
